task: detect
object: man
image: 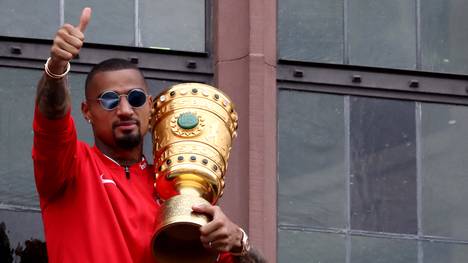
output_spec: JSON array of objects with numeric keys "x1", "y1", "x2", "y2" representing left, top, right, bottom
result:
[{"x1": 33, "y1": 7, "x2": 264, "y2": 263}]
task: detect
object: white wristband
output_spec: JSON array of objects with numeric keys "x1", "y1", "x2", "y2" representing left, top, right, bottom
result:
[{"x1": 44, "y1": 57, "x2": 70, "y2": 79}]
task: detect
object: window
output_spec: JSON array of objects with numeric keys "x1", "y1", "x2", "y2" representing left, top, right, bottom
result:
[
  {"x1": 278, "y1": 2, "x2": 468, "y2": 260},
  {"x1": 1, "y1": 0, "x2": 208, "y2": 52},
  {"x1": 278, "y1": 0, "x2": 468, "y2": 75},
  {"x1": 277, "y1": 65, "x2": 468, "y2": 262}
]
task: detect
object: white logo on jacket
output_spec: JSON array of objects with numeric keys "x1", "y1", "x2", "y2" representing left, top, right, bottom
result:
[{"x1": 100, "y1": 174, "x2": 116, "y2": 185}]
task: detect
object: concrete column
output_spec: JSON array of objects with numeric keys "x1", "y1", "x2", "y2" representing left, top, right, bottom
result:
[{"x1": 214, "y1": 0, "x2": 277, "y2": 262}]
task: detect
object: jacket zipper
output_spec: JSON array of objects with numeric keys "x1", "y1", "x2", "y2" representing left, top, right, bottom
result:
[{"x1": 124, "y1": 165, "x2": 130, "y2": 179}]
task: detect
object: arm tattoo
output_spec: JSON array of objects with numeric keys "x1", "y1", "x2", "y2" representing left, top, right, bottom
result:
[
  {"x1": 236, "y1": 247, "x2": 267, "y2": 263},
  {"x1": 36, "y1": 74, "x2": 71, "y2": 119}
]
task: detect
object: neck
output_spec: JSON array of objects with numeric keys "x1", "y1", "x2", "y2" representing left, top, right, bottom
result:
[{"x1": 95, "y1": 139, "x2": 143, "y2": 166}]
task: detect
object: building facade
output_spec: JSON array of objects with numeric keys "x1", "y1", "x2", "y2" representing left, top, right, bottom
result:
[{"x1": 1, "y1": 0, "x2": 468, "y2": 262}]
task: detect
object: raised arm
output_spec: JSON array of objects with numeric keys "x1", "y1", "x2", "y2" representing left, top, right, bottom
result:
[
  {"x1": 33, "y1": 8, "x2": 92, "y2": 203},
  {"x1": 36, "y1": 7, "x2": 91, "y2": 118}
]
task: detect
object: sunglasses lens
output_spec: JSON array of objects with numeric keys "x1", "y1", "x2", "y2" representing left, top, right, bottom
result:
[
  {"x1": 99, "y1": 91, "x2": 120, "y2": 110},
  {"x1": 127, "y1": 89, "x2": 147, "y2": 108}
]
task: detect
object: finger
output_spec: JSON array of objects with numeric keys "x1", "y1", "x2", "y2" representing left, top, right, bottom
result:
[
  {"x1": 55, "y1": 40, "x2": 80, "y2": 57},
  {"x1": 199, "y1": 218, "x2": 223, "y2": 236},
  {"x1": 58, "y1": 24, "x2": 84, "y2": 43},
  {"x1": 192, "y1": 204, "x2": 217, "y2": 216},
  {"x1": 200, "y1": 227, "x2": 229, "y2": 244},
  {"x1": 68, "y1": 27, "x2": 85, "y2": 42},
  {"x1": 59, "y1": 32, "x2": 84, "y2": 49},
  {"x1": 77, "y1": 7, "x2": 92, "y2": 32},
  {"x1": 202, "y1": 240, "x2": 211, "y2": 250},
  {"x1": 206, "y1": 238, "x2": 231, "y2": 252},
  {"x1": 51, "y1": 45, "x2": 74, "y2": 61}
]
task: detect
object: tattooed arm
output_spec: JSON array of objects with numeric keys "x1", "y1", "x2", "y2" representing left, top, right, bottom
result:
[{"x1": 36, "y1": 74, "x2": 70, "y2": 119}]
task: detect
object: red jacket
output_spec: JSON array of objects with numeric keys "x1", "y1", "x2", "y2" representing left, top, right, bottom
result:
[{"x1": 32, "y1": 107, "x2": 234, "y2": 263}]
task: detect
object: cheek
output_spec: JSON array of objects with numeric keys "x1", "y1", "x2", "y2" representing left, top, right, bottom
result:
[{"x1": 92, "y1": 116, "x2": 115, "y2": 135}]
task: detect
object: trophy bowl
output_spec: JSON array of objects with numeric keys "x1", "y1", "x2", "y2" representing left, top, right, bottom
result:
[{"x1": 150, "y1": 83, "x2": 238, "y2": 263}]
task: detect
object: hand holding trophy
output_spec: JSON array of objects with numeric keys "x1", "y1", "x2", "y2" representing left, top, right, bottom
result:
[{"x1": 150, "y1": 83, "x2": 238, "y2": 263}]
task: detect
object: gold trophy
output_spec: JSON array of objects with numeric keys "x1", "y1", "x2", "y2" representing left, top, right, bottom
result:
[{"x1": 150, "y1": 83, "x2": 238, "y2": 263}]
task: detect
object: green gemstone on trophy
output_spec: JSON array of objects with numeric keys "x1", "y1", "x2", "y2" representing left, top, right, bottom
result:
[{"x1": 177, "y1": 112, "x2": 199, "y2": 129}]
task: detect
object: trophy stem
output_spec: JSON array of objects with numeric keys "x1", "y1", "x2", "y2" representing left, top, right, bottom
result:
[
  {"x1": 179, "y1": 187, "x2": 203, "y2": 197},
  {"x1": 173, "y1": 173, "x2": 216, "y2": 203},
  {"x1": 152, "y1": 195, "x2": 218, "y2": 263}
]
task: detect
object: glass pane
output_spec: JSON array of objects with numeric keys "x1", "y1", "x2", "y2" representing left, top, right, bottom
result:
[
  {"x1": 348, "y1": 0, "x2": 416, "y2": 69},
  {"x1": 146, "y1": 79, "x2": 181, "y2": 97},
  {"x1": 278, "y1": 90, "x2": 346, "y2": 228},
  {"x1": 0, "y1": 210, "x2": 45, "y2": 249},
  {"x1": 278, "y1": 229, "x2": 346, "y2": 263},
  {"x1": 0, "y1": 69, "x2": 94, "y2": 208},
  {"x1": 0, "y1": 0, "x2": 59, "y2": 39},
  {"x1": 278, "y1": 0, "x2": 343, "y2": 63},
  {"x1": 350, "y1": 96, "x2": 417, "y2": 234},
  {"x1": 421, "y1": 103, "x2": 468, "y2": 240},
  {"x1": 423, "y1": 240, "x2": 468, "y2": 263},
  {"x1": 0, "y1": 68, "x2": 41, "y2": 207},
  {"x1": 421, "y1": 0, "x2": 468, "y2": 74},
  {"x1": 351, "y1": 235, "x2": 417, "y2": 263},
  {"x1": 65, "y1": 0, "x2": 134, "y2": 46},
  {"x1": 140, "y1": 0, "x2": 205, "y2": 52}
]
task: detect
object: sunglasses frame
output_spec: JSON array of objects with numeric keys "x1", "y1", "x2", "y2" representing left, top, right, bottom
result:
[{"x1": 94, "y1": 88, "x2": 148, "y2": 111}]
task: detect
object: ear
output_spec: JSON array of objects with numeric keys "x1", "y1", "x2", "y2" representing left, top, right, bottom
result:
[{"x1": 81, "y1": 101, "x2": 92, "y2": 123}]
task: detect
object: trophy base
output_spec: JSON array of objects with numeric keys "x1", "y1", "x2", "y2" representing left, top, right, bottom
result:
[{"x1": 152, "y1": 195, "x2": 218, "y2": 263}]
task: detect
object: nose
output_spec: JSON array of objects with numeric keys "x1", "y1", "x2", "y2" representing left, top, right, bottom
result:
[{"x1": 116, "y1": 96, "x2": 134, "y2": 117}]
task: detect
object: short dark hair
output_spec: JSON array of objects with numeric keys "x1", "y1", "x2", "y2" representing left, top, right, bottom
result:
[{"x1": 85, "y1": 58, "x2": 145, "y2": 96}]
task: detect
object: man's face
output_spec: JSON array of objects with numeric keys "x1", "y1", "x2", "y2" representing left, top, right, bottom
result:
[{"x1": 82, "y1": 69, "x2": 152, "y2": 150}]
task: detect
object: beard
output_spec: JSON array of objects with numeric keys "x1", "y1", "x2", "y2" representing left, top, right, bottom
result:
[
  {"x1": 112, "y1": 118, "x2": 142, "y2": 150},
  {"x1": 114, "y1": 131, "x2": 142, "y2": 149}
]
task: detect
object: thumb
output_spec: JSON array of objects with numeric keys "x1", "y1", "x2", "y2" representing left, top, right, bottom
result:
[{"x1": 77, "y1": 7, "x2": 92, "y2": 32}]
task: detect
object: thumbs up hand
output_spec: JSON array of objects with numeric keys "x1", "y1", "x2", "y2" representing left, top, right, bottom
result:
[{"x1": 48, "y1": 7, "x2": 92, "y2": 75}]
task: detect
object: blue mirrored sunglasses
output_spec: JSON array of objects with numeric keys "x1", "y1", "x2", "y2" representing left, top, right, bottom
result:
[{"x1": 95, "y1": 88, "x2": 148, "y2": 111}]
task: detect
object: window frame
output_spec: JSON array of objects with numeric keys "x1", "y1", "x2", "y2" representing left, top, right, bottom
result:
[{"x1": 278, "y1": 60, "x2": 468, "y2": 106}]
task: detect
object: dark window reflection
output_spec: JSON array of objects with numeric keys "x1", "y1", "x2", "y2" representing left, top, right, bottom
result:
[
  {"x1": 278, "y1": 229, "x2": 346, "y2": 263},
  {"x1": 278, "y1": 90, "x2": 346, "y2": 228},
  {"x1": 351, "y1": 235, "x2": 417, "y2": 262},
  {"x1": 140, "y1": 0, "x2": 206, "y2": 52},
  {"x1": 423, "y1": 240, "x2": 468, "y2": 263},
  {"x1": 0, "y1": 219, "x2": 47, "y2": 263},
  {"x1": 421, "y1": 103, "x2": 468, "y2": 240},
  {"x1": 278, "y1": 0, "x2": 343, "y2": 63},
  {"x1": 0, "y1": 68, "x2": 41, "y2": 208},
  {"x1": 0, "y1": 0, "x2": 58, "y2": 39},
  {"x1": 348, "y1": 0, "x2": 416, "y2": 69},
  {"x1": 350, "y1": 96, "x2": 417, "y2": 234},
  {"x1": 421, "y1": 0, "x2": 468, "y2": 74},
  {"x1": 65, "y1": 0, "x2": 134, "y2": 46}
]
